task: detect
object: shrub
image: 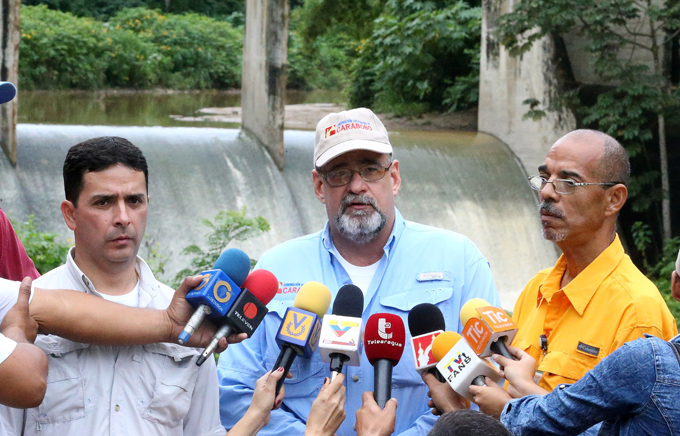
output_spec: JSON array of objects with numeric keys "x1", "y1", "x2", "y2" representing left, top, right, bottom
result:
[{"x1": 9, "y1": 215, "x2": 70, "y2": 274}]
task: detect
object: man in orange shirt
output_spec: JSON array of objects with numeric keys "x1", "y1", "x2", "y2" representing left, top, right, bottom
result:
[{"x1": 511, "y1": 130, "x2": 676, "y2": 392}]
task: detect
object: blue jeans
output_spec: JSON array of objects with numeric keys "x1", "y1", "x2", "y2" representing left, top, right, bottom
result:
[{"x1": 501, "y1": 335, "x2": 680, "y2": 435}]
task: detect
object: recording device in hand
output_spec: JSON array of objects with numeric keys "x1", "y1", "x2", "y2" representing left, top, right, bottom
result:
[
  {"x1": 179, "y1": 248, "x2": 252, "y2": 345},
  {"x1": 272, "y1": 281, "x2": 331, "y2": 395},
  {"x1": 460, "y1": 298, "x2": 517, "y2": 360},
  {"x1": 408, "y1": 303, "x2": 445, "y2": 381},
  {"x1": 364, "y1": 313, "x2": 405, "y2": 408},
  {"x1": 319, "y1": 284, "x2": 364, "y2": 381},
  {"x1": 196, "y1": 268, "x2": 279, "y2": 366},
  {"x1": 432, "y1": 331, "x2": 501, "y2": 400}
]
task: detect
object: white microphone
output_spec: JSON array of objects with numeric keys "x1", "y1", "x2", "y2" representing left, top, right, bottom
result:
[{"x1": 319, "y1": 285, "x2": 363, "y2": 380}]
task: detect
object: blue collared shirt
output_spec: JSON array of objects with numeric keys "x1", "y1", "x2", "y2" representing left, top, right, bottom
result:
[
  {"x1": 501, "y1": 334, "x2": 680, "y2": 436},
  {"x1": 217, "y1": 209, "x2": 501, "y2": 436}
]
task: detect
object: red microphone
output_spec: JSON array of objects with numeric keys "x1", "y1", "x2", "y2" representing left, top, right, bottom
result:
[
  {"x1": 364, "y1": 313, "x2": 405, "y2": 408},
  {"x1": 197, "y1": 269, "x2": 278, "y2": 365}
]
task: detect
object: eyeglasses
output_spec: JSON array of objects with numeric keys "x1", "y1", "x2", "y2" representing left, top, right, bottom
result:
[
  {"x1": 528, "y1": 176, "x2": 620, "y2": 195},
  {"x1": 319, "y1": 162, "x2": 393, "y2": 187}
]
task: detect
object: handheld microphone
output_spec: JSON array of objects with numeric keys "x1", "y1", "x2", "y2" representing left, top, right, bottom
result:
[
  {"x1": 319, "y1": 284, "x2": 364, "y2": 381},
  {"x1": 364, "y1": 313, "x2": 405, "y2": 409},
  {"x1": 272, "y1": 281, "x2": 331, "y2": 395},
  {"x1": 408, "y1": 303, "x2": 445, "y2": 379},
  {"x1": 178, "y1": 248, "x2": 252, "y2": 345},
  {"x1": 460, "y1": 298, "x2": 517, "y2": 360},
  {"x1": 196, "y1": 269, "x2": 278, "y2": 366},
  {"x1": 432, "y1": 331, "x2": 501, "y2": 400}
]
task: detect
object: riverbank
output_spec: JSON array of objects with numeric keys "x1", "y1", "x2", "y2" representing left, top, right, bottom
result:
[{"x1": 172, "y1": 103, "x2": 478, "y2": 131}]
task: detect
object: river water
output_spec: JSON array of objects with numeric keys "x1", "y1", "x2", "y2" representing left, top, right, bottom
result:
[{"x1": 2, "y1": 90, "x2": 558, "y2": 309}]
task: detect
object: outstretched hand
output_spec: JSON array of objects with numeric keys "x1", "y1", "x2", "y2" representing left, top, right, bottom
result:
[
  {"x1": 355, "y1": 391, "x2": 397, "y2": 436},
  {"x1": 492, "y1": 345, "x2": 547, "y2": 397},
  {"x1": 306, "y1": 375, "x2": 347, "y2": 436},
  {"x1": 468, "y1": 378, "x2": 512, "y2": 420},
  {"x1": 421, "y1": 371, "x2": 469, "y2": 415},
  {"x1": 166, "y1": 275, "x2": 247, "y2": 349}
]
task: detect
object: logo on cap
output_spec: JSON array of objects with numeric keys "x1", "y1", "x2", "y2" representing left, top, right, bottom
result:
[{"x1": 325, "y1": 125, "x2": 337, "y2": 138}]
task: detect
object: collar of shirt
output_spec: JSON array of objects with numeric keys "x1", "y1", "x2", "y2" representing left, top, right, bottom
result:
[
  {"x1": 537, "y1": 234, "x2": 624, "y2": 315},
  {"x1": 63, "y1": 246, "x2": 159, "y2": 307}
]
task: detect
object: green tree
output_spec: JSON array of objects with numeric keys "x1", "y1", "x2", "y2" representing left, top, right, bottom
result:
[
  {"x1": 10, "y1": 215, "x2": 70, "y2": 274},
  {"x1": 172, "y1": 208, "x2": 270, "y2": 287},
  {"x1": 497, "y1": 0, "x2": 680, "y2": 245}
]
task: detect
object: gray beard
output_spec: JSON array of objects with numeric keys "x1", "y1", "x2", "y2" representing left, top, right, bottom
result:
[{"x1": 336, "y1": 194, "x2": 387, "y2": 245}]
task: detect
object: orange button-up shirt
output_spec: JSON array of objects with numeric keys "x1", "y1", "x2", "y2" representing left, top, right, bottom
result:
[{"x1": 511, "y1": 234, "x2": 678, "y2": 391}]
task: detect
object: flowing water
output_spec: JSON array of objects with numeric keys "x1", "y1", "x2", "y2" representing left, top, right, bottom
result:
[{"x1": 1, "y1": 91, "x2": 558, "y2": 309}]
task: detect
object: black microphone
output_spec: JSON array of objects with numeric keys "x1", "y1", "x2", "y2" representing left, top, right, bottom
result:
[
  {"x1": 408, "y1": 303, "x2": 446, "y2": 382},
  {"x1": 319, "y1": 284, "x2": 364, "y2": 380}
]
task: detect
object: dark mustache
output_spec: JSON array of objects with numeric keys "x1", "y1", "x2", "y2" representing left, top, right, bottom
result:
[{"x1": 539, "y1": 201, "x2": 564, "y2": 218}]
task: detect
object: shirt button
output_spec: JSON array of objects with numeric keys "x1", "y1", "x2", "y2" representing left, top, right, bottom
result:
[
  {"x1": 352, "y1": 375, "x2": 359, "y2": 382},
  {"x1": 115, "y1": 405, "x2": 120, "y2": 412}
]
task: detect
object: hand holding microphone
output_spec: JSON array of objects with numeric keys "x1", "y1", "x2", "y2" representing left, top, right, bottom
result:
[
  {"x1": 319, "y1": 284, "x2": 364, "y2": 380},
  {"x1": 364, "y1": 313, "x2": 405, "y2": 409},
  {"x1": 273, "y1": 281, "x2": 332, "y2": 395},
  {"x1": 179, "y1": 248, "x2": 252, "y2": 345},
  {"x1": 460, "y1": 298, "x2": 517, "y2": 360}
]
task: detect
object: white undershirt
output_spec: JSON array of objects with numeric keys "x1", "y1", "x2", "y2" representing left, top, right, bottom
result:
[
  {"x1": 100, "y1": 281, "x2": 140, "y2": 308},
  {"x1": 334, "y1": 251, "x2": 380, "y2": 295}
]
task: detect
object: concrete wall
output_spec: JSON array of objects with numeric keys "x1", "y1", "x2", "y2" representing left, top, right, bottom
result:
[
  {"x1": 0, "y1": 0, "x2": 20, "y2": 165},
  {"x1": 479, "y1": 0, "x2": 576, "y2": 176},
  {"x1": 241, "y1": 0, "x2": 289, "y2": 170}
]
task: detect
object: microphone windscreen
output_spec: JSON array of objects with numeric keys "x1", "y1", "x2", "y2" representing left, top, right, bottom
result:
[
  {"x1": 432, "y1": 331, "x2": 463, "y2": 362},
  {"x1": 408, "y1": 303, "x2": 445, "y2": 336},
  {"x1": 364, "y1": 313, "x2": 405, "y2": 365},
  {"x1": 460, "y1": 298, "x2": 491, "y2": 326},
  {"x1": 242, "y1": 269, "x2": 278, "y2": 305},
  {"x1": 294, "y1": 281, "x2": 331, "y2": 318},
  {"x1": 213, "y1": 248, "x2": 251, "y2": 287},
  {"x1": 332, "y1": 285, "x2": 364, "y2": 317}
]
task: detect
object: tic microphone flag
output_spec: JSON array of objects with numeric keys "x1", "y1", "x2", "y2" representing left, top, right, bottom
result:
[
  {"x1": 364, "y1": 313, "x2": 405, "y2": 409},
  {"x1": 432, "y1": 331, "x2": 501, "y2": 401},
  {"x1": 408, "y1": 303, "x2": 445, "y2": 373},
  {"x1": 460, "y1": 298, "x2": 517, "y2": 360},
  {"x1": 196, "y1": 269, "x2": 278, "y2": 366},
  {"x1": 319, "y1": 284, "x2": 364, "y2": 380},
  {"x1": 273, "y1": 281, "x2": 331, "y2": 395},
  {"x1": 179, "y1": 248, "x2": 252, "y2": 345}
]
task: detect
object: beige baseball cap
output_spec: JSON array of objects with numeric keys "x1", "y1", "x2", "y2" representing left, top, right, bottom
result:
[{"x1": 314, "y1": 107, "x2": 392, "y2": 168}]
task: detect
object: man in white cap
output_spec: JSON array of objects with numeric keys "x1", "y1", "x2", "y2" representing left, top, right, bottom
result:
[{"x1": 217, "y1": 108, "x2": 502, "y2": 436}]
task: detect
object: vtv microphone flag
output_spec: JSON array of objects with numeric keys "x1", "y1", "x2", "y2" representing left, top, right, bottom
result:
[
  {"x1": 319, "y1": 284, "x2": 364, "y2": 380},
  {"x1": 179, "y1": 248, "x2": 251, "y2": 344},
  {"x1": 364, "y1": 313, "x2": 405, "y2": 409},
  {"x1": 460, "y1": 298, "x2": 517, "y2": 360},
  {"x1": 432, "y1": 331, "x2": 501, "y2": 401},
  {"x1": 272, "y1": 281, "x2": 331, "y2": 395},
  {"x1": 196, "y1": 269, "x2": 278, "y2": 366}
]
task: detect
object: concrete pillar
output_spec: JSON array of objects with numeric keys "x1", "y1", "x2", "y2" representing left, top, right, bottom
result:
[
  {"x1": 241, "y1": 0, "x2": 289, "y2": 170},
  {"x1": 479, "y1": 0, "x2": 576, "y2": 175},
  {"x1": 0, "y1": 0, "x2": 19, "y2": 165}
]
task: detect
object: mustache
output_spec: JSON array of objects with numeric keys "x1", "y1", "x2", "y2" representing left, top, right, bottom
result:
[
  {"x1": 340, "y1": 194, "x2": 379, "y2": 213},
  {"x1": 539, "y1": 201, "x2": 564, "y2": 218}
]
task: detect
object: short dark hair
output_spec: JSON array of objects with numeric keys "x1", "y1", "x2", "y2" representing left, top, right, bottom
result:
[
  {"x1": 63, "y1": 136, "x2": 148, "y2": 206},
  {"x1": 428, "y1": 410, "x2": 511, "y2": 436}
]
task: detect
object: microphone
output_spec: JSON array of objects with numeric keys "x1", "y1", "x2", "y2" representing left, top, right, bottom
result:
[
  {"x1": 408, "y1": 303, "x2": 445, "y2": 379},
  {"x1": 460, "y1": 298, "x2": 517, "y2": 360},
  {"x1": 432, "y1": 331, "x2": 501, "y2": 400},
  {"x1": 196, "y1": 269, "x2": 278, "y2": 366},
  {"x1": 364, "y1": 313, "x2": 405, "y2": 408},
  {"x1": 272, "y1": 281, "x2": 331, "y2": 395},
  {"x1": 179, "y1": 248, "x2": 252, "y2": 345},
  {"x1": 319, "y1": 284, "x2": 364, "y2": 381}
]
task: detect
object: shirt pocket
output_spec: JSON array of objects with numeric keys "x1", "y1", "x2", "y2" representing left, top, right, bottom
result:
[
  {"x1": 538, "y1": 350, "x2": 599, "y2": 386},
  {"x1": 136, "y1": 343, "x2": 201, "y2": 428},
  {"x1": 30, "y1": 338, "x2": 88, "y2": 425},
  {"x1": 379, "y1": 287, "x2": 454, "y2": 388}
]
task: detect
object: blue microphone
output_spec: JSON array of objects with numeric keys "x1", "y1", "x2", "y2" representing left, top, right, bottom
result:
[
  {"x1": 0, "y1": 82, "x2": 16, "y2": 105},
  {"x1": 178, "y1": 248, "x2": 251, "y2": 344}
]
